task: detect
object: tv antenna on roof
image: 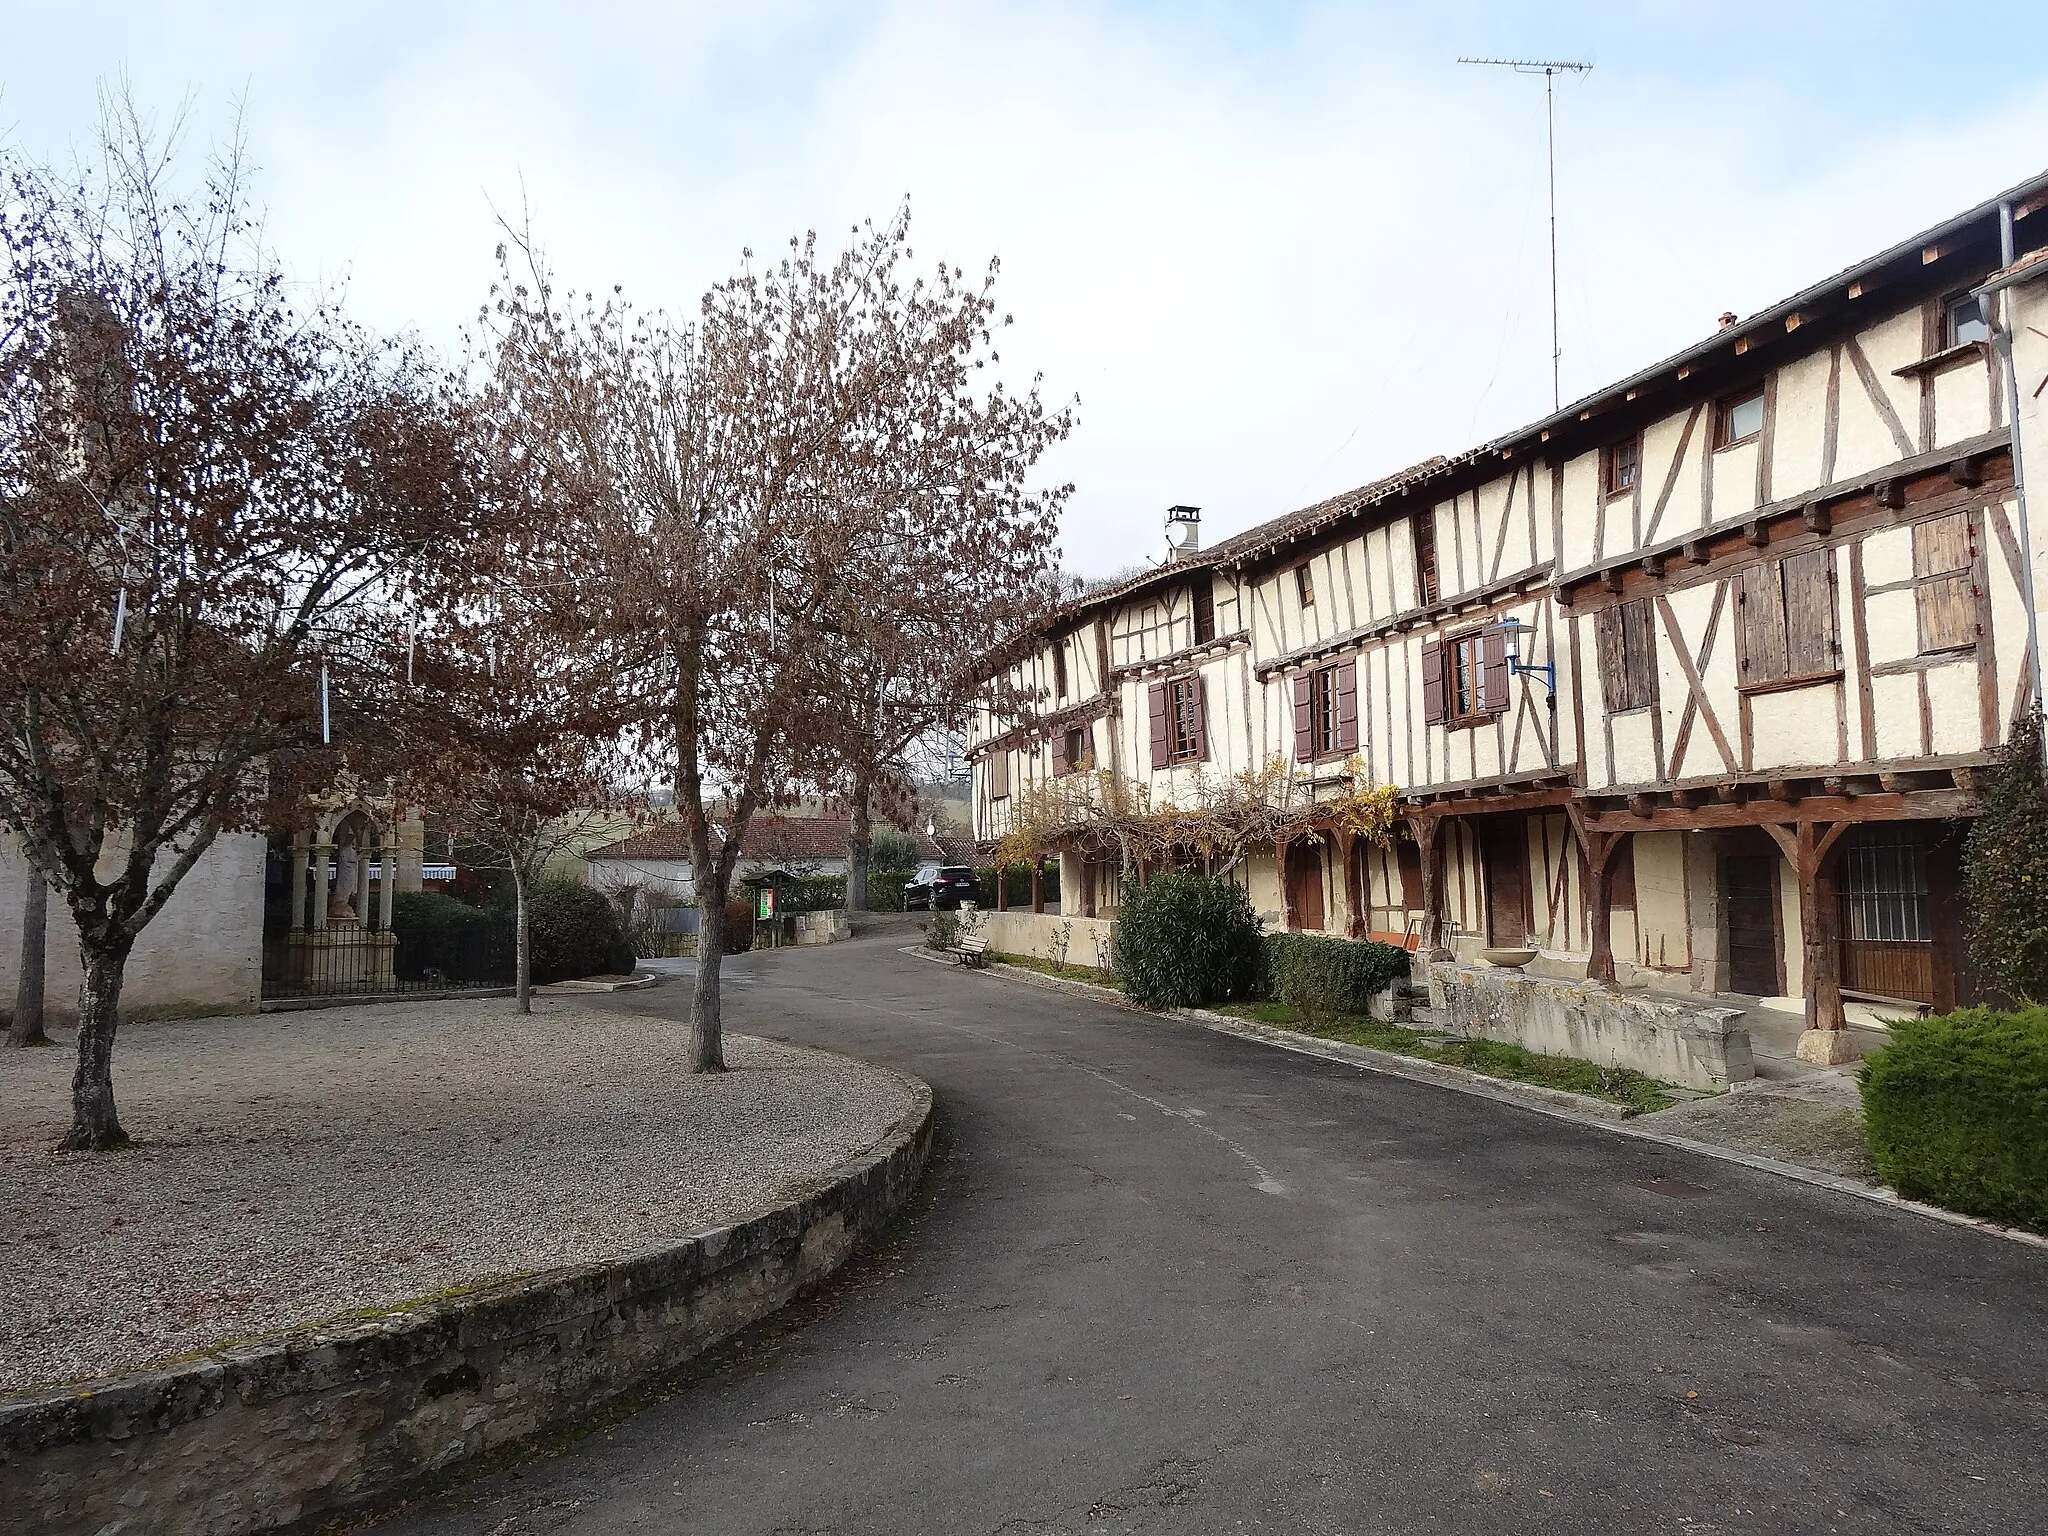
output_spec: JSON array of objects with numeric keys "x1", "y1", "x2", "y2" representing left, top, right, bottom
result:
[{"x1": 1458, "y1": 57, "x2": 1592, "y2": 412}]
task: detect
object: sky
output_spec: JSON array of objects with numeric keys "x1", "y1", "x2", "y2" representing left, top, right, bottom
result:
[{"x1": 6, "y1": 2, "x2": 2048, "y2": 580}]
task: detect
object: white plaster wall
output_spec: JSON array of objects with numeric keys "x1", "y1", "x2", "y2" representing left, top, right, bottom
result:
[
  {"x1": 1770, "y1": 347, "x2": 1834, "y2": 504},
  {"x1": 1629, "y1": 831, "x2": 1692, "y2": 976},
  {"x1": 0, "y1": 831, "x2": 264, "y2": 1023},
  {"x1": 1749, "y1": 683, "x2": 1843, "y2": 772}
]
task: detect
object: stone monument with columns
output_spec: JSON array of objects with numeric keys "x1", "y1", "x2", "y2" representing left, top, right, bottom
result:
[{"x1": 282, "y1": 786, "x2": 425, "y2": 990}]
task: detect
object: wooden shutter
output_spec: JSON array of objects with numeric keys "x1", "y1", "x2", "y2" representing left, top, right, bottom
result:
[
  {"x1": 1480, "y1": 628, "x2": 1510, "y2": 713},
  {"x1": 1189, "y1": 676, "x2": 1209, "y2": 759},
  {"x1": 1292, "y1": 674, "x2": 1315, "y2": 760},
  {"x1": 1414, "y1": 512, "x2": 1440, "y2": 606},
  {"x1": 1736, "y1": 563, "x2": 1788, "y2": 683},
  {"x1": 1191, "y1": 579, "x2": 1216, "y2": 645},
  {"x1": 1420, "y1": 639, "x2": 1447, "y2": 725},
  {"x1": 1147, "y1": 683, "x2": 1170, "y2": 769},
  {"x1": 1782, "y1": 548, "x2": 1838, "y2": 677},
  {"x1": 1599, "y1": 600, "x2": 1658, "y2": 712},
  {"x1": 1914, "y1": 513, "x2": 1976, "y2": 652},
  {"x1": 988, "y1": 750, "x2": 1010, "y2": 798},
  {"x1": 1335, "y1": 660, "x2": 1359, "y2": 751},
  {"x1": 1052, "y1": 642, "x2": 1068, "y2": 701},
  {"x1": 1051, "y1": 729, "x2": 1071, "y2": 776},
  {"x1": 1596, "y1": 606, "x2": 1629, "y2": 711}
]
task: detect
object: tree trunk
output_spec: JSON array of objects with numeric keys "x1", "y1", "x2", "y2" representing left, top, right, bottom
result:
[
  {"x1": 513, "y1": 865, "x2": 531, "y2": 1015},
  {"x1": 8, "y1": 871, "x2": 49, "y2": 1047},
  {"x1": 691, "y1": 878, "x2": 729, "y2": 1072},
  {"x1": 62, "y1": 942, "x2": 131, "y2": 1150},
  {"x1": 845, "y1": 771, "x2": 873, "y2": 913}
]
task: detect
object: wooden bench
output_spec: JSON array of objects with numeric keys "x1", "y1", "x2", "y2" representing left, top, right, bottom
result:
[{"x1": 948, "y1": 934, "x2": 990, "y2": 968}]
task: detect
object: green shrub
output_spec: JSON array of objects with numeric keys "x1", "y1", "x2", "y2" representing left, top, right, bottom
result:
[
  {"x1": 526, "y1": 879, "x2": 637, "y2": 982},
  {"x1": 870, "y1": 827, "x2": 922, "y2": 869},
  {"x1": 1263, "y1": 932, "x2": 1410, "y2": 1023},
  {"x1": 1112, "y1": 872, "x2": 1263, "y2": 1008},
  {"x1": 1860, "y1": 1007, "x2": 2048, "y2": 1232},
  {"x1": 871, "y1": 866, "x2": 915, "y2": 910},
  {"x1": 1965, "y1": 713, "x2": 2048, "y2": 1001},
  {"x1": 391, "y1": 891, "x2": 514, "y2": 984},
  {"x1": 927, "y1": 909, "x2": 963, "y2": 951},
  {"x1": 783, "y1": 874, "x2": 847, "y2": 912},
  {"x1": 976, "y1": 863, "x2": 1058, "y2": 908}
]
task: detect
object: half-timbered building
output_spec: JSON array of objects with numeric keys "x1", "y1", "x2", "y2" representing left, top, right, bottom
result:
[{"x1": 969, "y1": 172, "x2": 2048, "y2": 1063}]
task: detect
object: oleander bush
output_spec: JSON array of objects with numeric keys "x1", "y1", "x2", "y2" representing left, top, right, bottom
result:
[
  {"x1": 1112, "y1": 871, "x2": 1263, "y2": 1009},
  {"x1": 1263, "y1": 932, "x2": 1410, "y2": 1024},
  {"x1": 1860, "y1": 1006, "x2": 2048, "y2": 1233}
]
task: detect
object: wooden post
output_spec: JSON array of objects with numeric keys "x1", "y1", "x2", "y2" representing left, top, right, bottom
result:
[
  {"x1": 1413, "y1": 817, "x2": 1446, "y2": 955},
  {"x1": 1031, "y1": 858, "x2": 1045, "y2": 915},
  {"x1": 996, "y1": 862, "x2": 1008, "y2": 912},
  {"x1": 1565, "y1": 803, "x2": 1623, "y2": 985},
  {"x1": 1082, "y1": 855, "x2": 1097, "y2": 919},
  {"x1": 1336, "y1": 829, "x2": 1364, "y2": 939},
  {"x1": 1765, "y1": 819, "x2": 1853, "y2": 1063},
  {"x1": 1276, "y1": 836, "x2": 1298, "y2": 931}
]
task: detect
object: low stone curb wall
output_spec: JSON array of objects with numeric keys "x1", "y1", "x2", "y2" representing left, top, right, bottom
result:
[
  {"x1": 0, "y1": 1073, "x2": 935, "y2": 1536},
  {"x1": 1427, "y1": 960, "x2": 1753, "y2": 1091}
]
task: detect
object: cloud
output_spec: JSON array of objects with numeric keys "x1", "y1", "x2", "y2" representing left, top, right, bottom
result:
[{"x1": 6, "y1": 0, "x2": 2048, "y2": 576}]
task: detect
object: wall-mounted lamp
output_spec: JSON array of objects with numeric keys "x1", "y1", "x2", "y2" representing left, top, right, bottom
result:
[{"x1": 1490, "y1": 616, "x2": 1556, "y2": 702}]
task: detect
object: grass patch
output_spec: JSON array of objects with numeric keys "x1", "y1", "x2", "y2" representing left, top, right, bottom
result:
[
  {"x1": 1214, "y1": 1002, "x2": 1680, "y2": 1114},
  {"x1": 988, "y1": 950, "x2": 1122, "y2": 990}
]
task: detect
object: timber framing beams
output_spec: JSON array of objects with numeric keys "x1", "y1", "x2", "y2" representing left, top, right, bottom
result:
[
  {"x1": 1109, "y1": 629, "x2": 1250, "y2": 685},
  {"x1": 1252, "y1": 564, "x2": 1552, "y2": 679},
  {"x1": 967, "y1": 695, "x2": 1121, "y2": 762},
  {"x1": 1556, "y1": 431, "x2": 2014, "y2": 608}
]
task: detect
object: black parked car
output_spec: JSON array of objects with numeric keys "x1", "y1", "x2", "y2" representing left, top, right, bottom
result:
[{"x1": 904, "y1": 863, "x2": 978, "y2": 911}]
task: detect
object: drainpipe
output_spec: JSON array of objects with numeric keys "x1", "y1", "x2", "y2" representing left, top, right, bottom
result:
[{"x1": 1978, "y1": 200, "x2": 2045, "y2": 771}]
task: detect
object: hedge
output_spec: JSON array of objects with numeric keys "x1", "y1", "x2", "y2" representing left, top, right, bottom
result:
[
  {"x1": 392, "y1": 891, "x2": 514, "y2": 984},
  {"x1": 1860, "y1": 1007, "x2": 2048, "y2": 1233},
  {"x1": 392, "y1": 882, "x2": 635, "y2": 985},
  {"x1": 1263, "y1": 932, "x2": 1410, "y2": 1022},
  {"x1": 525, "y1": 879, "x2": 636, "y2": 982},
  {"x1": 1112, "y1": 872, "x2": 1263, "y2": 1008}
]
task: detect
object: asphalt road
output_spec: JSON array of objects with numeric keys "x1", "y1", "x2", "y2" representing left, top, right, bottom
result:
[{"x1": 379, "y1": 921, "x2": 2048, "y2": 1536}]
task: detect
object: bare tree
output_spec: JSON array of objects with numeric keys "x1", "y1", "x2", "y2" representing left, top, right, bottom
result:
[
  {"x1": 478, "y1": 207, "x2": 1070, "y2": 1069},
  {"x1": 0, "y1": 100, "x2": 481, "y2": 1147},
  {"x1": 8, "y1": 864, "x2": 50, "y2": 1047}
]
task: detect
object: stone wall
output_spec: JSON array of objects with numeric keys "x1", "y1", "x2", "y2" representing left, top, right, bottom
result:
[
  {"x1": 1427, "y1": 960, "x2": 1754, "y2": 1091},
  {"x1": 0, "y1": 832, "x2": 266, "y2": 1024},
  {"x1": 974, "y1": 910, "x2": 1118, "y2": 972},
  {"x1": 0, "y1": 1080, "x2": 935, "y2": 1536}
]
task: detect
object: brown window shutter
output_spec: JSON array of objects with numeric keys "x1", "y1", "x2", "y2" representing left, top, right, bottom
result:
[
  {"x1": 1051, "y1": 730, "x2": 1070, "y2": 776},
  {"x1": 1737, "y1": 561, "x2": 1788, "y2": 682},
  {"x1": 1420, "y1": 639, "x2": 1447, "y2": 725},
  {"x1": 1335, "y1": 660, "x2": 1359, "y2": 751},
  {"x1": 1148, "y1": 683, "x2": 1171, "y2": 769},
  {"x1": 1480, "y1": 629, "x2": 1510, "y2": 713},
  {"x1": 1292, "y1": 674, "x2": 1315, "y2": 761},
  {"x1": 1782, "y1": 548, "x2": 1837, "y2": 676},
  {"x1": 1190, "y1": 676, "x2": 1210, "y2": 759}
]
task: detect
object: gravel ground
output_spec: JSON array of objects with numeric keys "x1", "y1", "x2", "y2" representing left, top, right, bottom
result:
[
  {"x1": 0, "y1": 996, "x2": 919, "y2": 1395},
  {"x1": 1644, "y1": 1082, "x2": 1880, "y2": 1183}
]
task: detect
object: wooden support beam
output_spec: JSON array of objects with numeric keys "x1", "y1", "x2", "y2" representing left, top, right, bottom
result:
[
  {"x1": 1761, "y1": 820, "x2": 1849, "y2": 1043},
  {"x1": 996, "y1": 862, "x2": 1009, "y2": 912},
  {"x1": 1952, "y1": 765, "x2": 1987, "y2": 793},
  {"x1": 1766, "y1": 779, "x2": 1801, "y2": 804},
  {"x1": 1951, "y1": 455, "x2": 1985, "y2": 487},
  {"x1": 1683, "y1": 538, "x2": 1712, "y2": 566},
  {"x1": 1410, "y1": 819, "x2": 1446, "y2": 957},
  {"x1": 1822, "y1": 777, "x2": 1853, "y2": 798},
  {"x1": 1031, "y1": 859, "x2": 1045, "y2": 915},
  {"x1": 1626, "y1": 793, "x2": 1656, "y2": 818},
  {"x1": 1642, "y1": 552, "x2": 1666, "y2": 579},
  {"x1": 1276, "y1": 836, "x2": 1298, "y2": 933},
  {"x1": 1715, "y1": 782, "x2": 1747, "y2": 803},
  {"x1": 1565, "y1": 803, "x2": 1627, "y2": 986},
  {"x1": 1746, "y1": 518, "x2": 1770, "y2": 548},
  {"x1": 1673, "y1": 786, "x2": 1707, "y2": 808},
  {"x1": 1803, "y1": 501, "x2": 1831, "y2": 534},
  {"x1": 1584, "y1": 787, "x2": 1978, "y2": 834},
  {"x1": 1876, "y1": 478, "x2": 1905, "y2": 510},
  {"x1": 1602, "y1": 567, "x2": 1626, "y2": 594}
]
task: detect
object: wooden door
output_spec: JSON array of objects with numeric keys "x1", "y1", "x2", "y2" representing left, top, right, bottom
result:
[
  {"x1": 1481, "y1": 820, "x2": 1527, "y2": 946},
  {"x1": 1725, "y1": 854, "x2": 1782, "y2": 997},
  {"x1": 1838, "y1": 824, "x2": 1935, "y2": 1006},
  {"x1": 1286, "y1": 840, "x2": 1326, "y2": 932}
]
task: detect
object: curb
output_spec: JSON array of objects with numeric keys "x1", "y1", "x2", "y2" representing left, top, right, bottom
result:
[
  {"x1": 1, "y1": 1062, "x2": 937, "y2": 1535},
  {"x1": 537, "y1": 972, "x2": 662, "y2": 995},
  {"x1": 936, "y1": 948, "x2": 2048, "y2": 1255}
]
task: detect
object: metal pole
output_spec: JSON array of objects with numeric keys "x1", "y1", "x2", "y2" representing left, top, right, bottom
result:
[
  {"x1": 1992, "y1": 201, "x2": 2045, "y2": 769},
  {"x1": 1546, "y1": 68, "x2": 1561, "y2": 412}
]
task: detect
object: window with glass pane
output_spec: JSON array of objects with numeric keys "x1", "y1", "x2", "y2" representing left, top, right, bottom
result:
[
  {"x1": 1946, "y1": 293, "x2": 1990, "y2": 348},
  {"x1": 1717, "y1": 388, "x2": 1765, "y2": 447}
]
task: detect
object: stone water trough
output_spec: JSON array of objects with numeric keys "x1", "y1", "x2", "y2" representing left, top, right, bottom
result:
[{"x1": 1426, "y1": 959, "x2": 1753, "y2": 1091}]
